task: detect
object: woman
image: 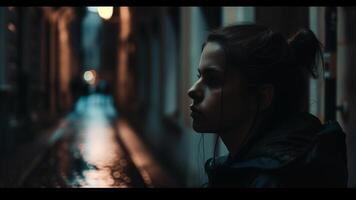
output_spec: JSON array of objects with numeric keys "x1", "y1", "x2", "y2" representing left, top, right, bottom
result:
[{"x1": 187, "y1": 24, "x2": 348, "y2": 187}]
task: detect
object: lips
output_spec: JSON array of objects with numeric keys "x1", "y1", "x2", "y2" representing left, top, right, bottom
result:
[
  {"x1": 190, "y1": 111, "x2": 202, "y2": 119},
  {"x1": 190, "y1": 105, "x2": 202, "y2": 119}
]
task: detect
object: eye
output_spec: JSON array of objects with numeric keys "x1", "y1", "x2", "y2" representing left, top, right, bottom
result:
[{"x1": 205, "y1": 75, "x2": 222, "y2": 88}]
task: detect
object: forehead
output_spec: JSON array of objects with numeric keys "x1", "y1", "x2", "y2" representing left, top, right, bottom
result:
[{"x1": 200, "y1": 42, "x2": 226, "y2": 70}]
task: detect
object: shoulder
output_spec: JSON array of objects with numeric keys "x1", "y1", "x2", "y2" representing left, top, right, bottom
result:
[
  {"x1": 205, "y1": 115, "x2": 348, "y2": 187},
  {"x1": 266, "y1": 120, "x2": 348, "y2": 187},
  {"x1": 297, "y1": 121, "x2": 348, "y2": 187}
]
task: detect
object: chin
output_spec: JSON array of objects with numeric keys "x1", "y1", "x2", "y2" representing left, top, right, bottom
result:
[{"x1": 192, "y1": 122, "x2": 217, "y2": 133}]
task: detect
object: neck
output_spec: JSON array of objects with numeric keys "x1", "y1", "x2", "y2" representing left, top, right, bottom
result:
[{"x1": 219, "y1": 112, "x2": 266, "y2": 159}]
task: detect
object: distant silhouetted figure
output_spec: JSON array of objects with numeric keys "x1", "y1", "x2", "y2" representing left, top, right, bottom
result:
[{"x1": 96, "y1": 80, "x2": 110, "y2": 95}]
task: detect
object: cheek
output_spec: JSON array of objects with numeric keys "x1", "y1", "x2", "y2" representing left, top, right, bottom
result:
[
  {"x1": 222, "y1": 88, "x2": 251, "y2": 123},
  {"x1": 201, "y1": 89, "x2": 221, "y2": 116}
]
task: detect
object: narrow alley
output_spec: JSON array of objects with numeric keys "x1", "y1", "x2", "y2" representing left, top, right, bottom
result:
[{"x1": 0, "y1": 6, "x2": 355, "y2": 188}]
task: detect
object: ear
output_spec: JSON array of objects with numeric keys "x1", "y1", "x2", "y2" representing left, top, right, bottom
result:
[{"x1": 258, "y1": 84, "x2": 274, "y2": 111}]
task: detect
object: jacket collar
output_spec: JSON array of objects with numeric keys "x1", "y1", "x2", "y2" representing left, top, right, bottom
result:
[{"x1": 206, "y1": 112, "x2": 324, "y2": 172}]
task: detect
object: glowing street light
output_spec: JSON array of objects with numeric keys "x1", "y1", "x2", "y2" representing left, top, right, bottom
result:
[
  {"x1": 83, "y1": 70, "x2": 97, "y2": 85},
  {"x1": 98, "y1": 7, "x2": 113, "y2": 20}
]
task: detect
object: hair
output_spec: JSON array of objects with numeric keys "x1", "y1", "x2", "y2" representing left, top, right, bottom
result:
[{"x1": 202, "y1": 23, "x2": 324, "y2": 164}]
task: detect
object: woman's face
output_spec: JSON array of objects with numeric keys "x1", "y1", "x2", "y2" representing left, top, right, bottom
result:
[{"x1": 188, "y1": 42, "x2": 255, "y2": 134}]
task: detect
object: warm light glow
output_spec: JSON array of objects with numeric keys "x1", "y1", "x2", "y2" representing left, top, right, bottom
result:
[
  {"x1": 119, "y1": 7, "x2": 131, "y2": 40},
  {"x1": 83, "y1": 70, "x2": 97, "y2": 85},
  {"x1": 58, "y1": 17, "x2": 71, "y2": 108},
  {"x1": 117, "y1": 119, "x2": 153, "y2": 187},
  {"x1": 117, "y1": 6, "x2": 131, "y2": 106},
  {"x1": 98, "y1": 7, "x2": 113, "y2": 20},
  {"x1": 7, "y1": 23, "x2": 16, "y2": 32},
  {"x1": 120, "y1": 7, "x2": 130, "y2": 22}
]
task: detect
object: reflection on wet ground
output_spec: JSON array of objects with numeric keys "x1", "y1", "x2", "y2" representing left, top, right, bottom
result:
[{"x1": 22, "y1": 94, "x2": 146, "y2": 188}]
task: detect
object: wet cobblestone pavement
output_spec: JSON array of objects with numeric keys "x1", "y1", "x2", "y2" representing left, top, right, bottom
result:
[{"x1": 21, "y1": 95, "x2": 147, "y2": 188}]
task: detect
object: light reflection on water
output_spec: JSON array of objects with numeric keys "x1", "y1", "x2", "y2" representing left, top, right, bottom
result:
[{"x1": 69, "y1": 94, "x2": 131, "y2": 187}]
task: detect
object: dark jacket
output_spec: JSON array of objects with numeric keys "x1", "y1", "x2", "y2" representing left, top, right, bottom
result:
[{"x1": 205, "y1": 112, "x2": 348, "y2": 187}]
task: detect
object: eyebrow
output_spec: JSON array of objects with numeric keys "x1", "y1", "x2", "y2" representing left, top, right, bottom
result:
[{"x1": 198, "y1": 66, "x2": 224, "y2": 74}]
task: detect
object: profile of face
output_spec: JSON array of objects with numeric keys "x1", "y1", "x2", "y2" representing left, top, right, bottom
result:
[{"x1": 187, "y1": 42, "x2": 257, "y2": 134}]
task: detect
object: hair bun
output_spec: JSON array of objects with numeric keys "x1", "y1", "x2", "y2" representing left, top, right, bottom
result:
[{"x1": 288, "y1": 29, "x2": 324, "y2": 78}]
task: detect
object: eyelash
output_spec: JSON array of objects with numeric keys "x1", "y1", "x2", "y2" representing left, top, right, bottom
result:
[
  {"x1": 196, "y1": 73, "x2": 201, "y2": 79},
  {"x1": 196, "y1": 71, "x2": 221, "y2": 88}
]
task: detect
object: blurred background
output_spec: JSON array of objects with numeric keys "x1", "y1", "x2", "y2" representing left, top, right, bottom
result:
[{"x1": 0, "y1": 6, "x2": 355, "y2": 187}]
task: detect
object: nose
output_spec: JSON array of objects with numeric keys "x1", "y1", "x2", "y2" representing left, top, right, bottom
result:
[{"x1": 187, "y1": 82, "x2": 203, "y2": 103}]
